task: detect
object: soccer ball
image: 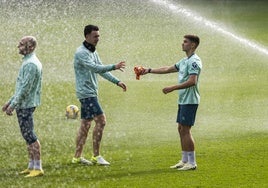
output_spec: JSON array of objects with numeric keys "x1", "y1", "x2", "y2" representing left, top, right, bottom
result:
[{"x1": 65, "y1": 105, "x2": 79, "y2": 119}]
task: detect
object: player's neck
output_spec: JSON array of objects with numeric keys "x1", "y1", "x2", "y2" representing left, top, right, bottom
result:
[{"x1": 186, "y1": 50, "x2": 195, "y2": 58}]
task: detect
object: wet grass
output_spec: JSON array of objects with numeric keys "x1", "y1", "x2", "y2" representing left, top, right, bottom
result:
[
  {"x1": 1, "y1": 82, "x2": 267, "y2": 188},
  {"x1": 0, "y1": 0, "x2": 268, "y2": 187}
]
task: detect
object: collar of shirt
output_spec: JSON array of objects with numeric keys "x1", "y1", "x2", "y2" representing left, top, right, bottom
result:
[
  {"x1": 23, "y1": 52, "x2": 35, "y2": 60},
  {"x1": 83, "y1": 40, "x2": 96, "y2": 52}
]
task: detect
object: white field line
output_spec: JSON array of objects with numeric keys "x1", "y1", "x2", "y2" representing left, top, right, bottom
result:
[{"x1": 149, "y1": 0, "x2": 268, "y2": 56}]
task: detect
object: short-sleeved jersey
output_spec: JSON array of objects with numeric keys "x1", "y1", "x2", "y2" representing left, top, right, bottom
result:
[{"x1": 175, "y1": 53, "x2": 202, "y2": 104}]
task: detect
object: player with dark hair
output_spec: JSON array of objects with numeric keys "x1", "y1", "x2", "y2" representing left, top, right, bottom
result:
[
  {"x1": 72, "y1": 25, "x2": 127, "y2": 165},
  {"x1": 140, "y1": 35, "x2": 202, "y2": 171}
]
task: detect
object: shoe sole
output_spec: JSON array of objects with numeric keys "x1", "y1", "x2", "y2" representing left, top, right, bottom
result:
[
  {"x1": 25, "y1": 174, "x2": 44, "y2": 178},
  {"x1": 25, "y1": 172, "x2": 44, "y2": 178},
  {"x1": 72, "y1": 162, "x2": 93, "y2": 165},
  {"x1": 92, "y1": 162, "x2": 110, "y2": 166},
  {"x1": 170, "y1": 165, "x2": 185, "y2": 169},
  {"x1": 178, "y1": 166, "x2": 197, "y2": 171},
  {"x1": 19, "y1": 171, "x2": 31, "y2": 175}
]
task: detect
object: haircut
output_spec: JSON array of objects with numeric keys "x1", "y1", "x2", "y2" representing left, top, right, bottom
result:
[
  {"x1": 27, "y1": 36, "x2": 37, "y2": 49},
  {"x1": 84, "y1": 25, "x2": 99, "y2": 37},
  {"x1": 184, "y1": 35, "x2": 200, "y2": 48},
  {"x1": 22, "y1": 36, "x2": 37, "y2": 51}
]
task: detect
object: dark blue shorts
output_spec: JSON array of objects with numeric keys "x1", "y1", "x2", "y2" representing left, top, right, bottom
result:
[
  {"x1": 79, "y1": 97, "x2": 104, "y2": 120},
  {"x1": 177, "y1": 104, "x2": 198, "y2": 126},
  {"x1": 16, "y1": 107, "x2": 38, "y2": 145}
]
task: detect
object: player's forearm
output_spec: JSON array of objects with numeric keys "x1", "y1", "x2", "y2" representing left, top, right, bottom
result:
[
  {"x1": 176, "y1": 79, "x2": 197, "y2": 90},
  {"x1": 100, "y1": 72, "x2": 120, "y2": 85},
  {"x1": 150, "y1": 66, "x2": 176, "y2": 74}
]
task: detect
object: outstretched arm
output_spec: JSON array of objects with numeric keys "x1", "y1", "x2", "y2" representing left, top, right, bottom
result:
[
  {"x1": 142, "y1": 65, "x2": 178, "y2": 75},
  {"x1": 100, "y1": 61, "x2": 127, "y2": 92},
  {"x1": 77, "y1": 50, "x2": 126, "y2": 73},
  {"x1": 114, "y1": 61, "x2": 126, "y2": 72}
]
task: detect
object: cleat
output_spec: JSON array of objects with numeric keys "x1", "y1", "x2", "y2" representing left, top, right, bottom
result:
[
  {"x1": 91, "y1": 155, "x2": 110, "y2": 166},
  {"x1": 177, "y1": 163, "x2": 197, "y2": 171},
  {"x1": 170, "y1": 161, "x2": 186, "y2": 169},
  {"x1": 72, "y1": 157, "x2": 93, "y2": 165},
  {"x1": 19, "y1": 168, "x2": 32, "y2": 175},
  {"x1": 25, "y1": 169, "x2": 44, "y2": 177}
]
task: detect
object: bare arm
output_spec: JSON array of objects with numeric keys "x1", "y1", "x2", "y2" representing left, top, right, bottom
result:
[
  {"x1": 143, "y1": 65, "x2": 178, "y2": 74},
  {"x1": 162, "y1": 74, "x2": 198, "y2": 94}
]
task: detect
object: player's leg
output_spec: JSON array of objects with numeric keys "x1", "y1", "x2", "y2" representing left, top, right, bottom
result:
[
  {"x1": 78, "y1": 97, "x2": 110, "y2": 165},
  {"x1": 171, "y1": 104, "x2": 198, "y2": 170},
  {"x1": 26, "y1": 144, "x2": 34, "y2": 171},
  {"x1": 72, "y1": 97, "x2": 96, "y2": 165},
  {"x1": 170, "y1": 105, "x2": 188, "y2": 169},
  {"x1": 178, "y1": 124, "x2": 197, "y2": 170},
  {"x1": 179, "y1": 124, "x2": 195, "y2": 151},
  {"x1": 31, "y1": 140, "x2": 41, "y2": 168},
  {"x1": 72, "y1": 119, "x2": 92, "y2": 165},
  {"x1": 27, "y1": 108, "x2": 42, "y2": 171},
  {"x1": 178, "y1": 124, "x2": 189, "y2": 163},
  {"x1": 74, "y1": 119, "x2": 91, "y2": 158},
  {"x1": 91, "y1": 114, "x2": 110, "y2": 165},
  {"x1": 179, "y1": 124, "x2": 195, "y2": 158},
  {"x1": 92, "y1": 114, "x2": 106, "y2": 157},
  {"x1": 16, "y1": 107, "x2": 44, "y2": 177},
  {"x1": 177, "y1": 104, "x2": 198, "y2": 171},
  {"x1": 25, "y1": 139, "x2": 44, "y2": 177},
  {"x1": 16, "y1": 108, "x2": 34, "y2": 174},
  {"x1": 170, "y1": 123, "x2": 189, "y2": 169}
]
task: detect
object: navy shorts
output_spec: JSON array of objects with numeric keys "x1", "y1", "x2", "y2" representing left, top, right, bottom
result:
[
  {"x1": 79, "y1": 97, "x2": 104, "y2": 120},
  {"x1": 177, "y1": 104, "x2": 198, "y2": 126},
  {"x1": 16, "y1": 107, "x2": 38, "y2": 145}
]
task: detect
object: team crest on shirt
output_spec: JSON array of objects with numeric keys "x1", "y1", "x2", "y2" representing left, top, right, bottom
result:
[{"x1": 192, "y1": 62, "x2": 198, "y2": 70}]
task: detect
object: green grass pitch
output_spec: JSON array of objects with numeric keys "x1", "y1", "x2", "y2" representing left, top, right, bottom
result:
[{"x1": 0, "y1": 0, "x2": 267, "y2": 187}]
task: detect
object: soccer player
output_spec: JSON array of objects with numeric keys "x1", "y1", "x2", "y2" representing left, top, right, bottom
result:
[
  {"x1": 2, "y1": 36, "x2": 44, "y2": 177},
  {"x1": 140, "y1": 35, "x2": 202, "y2": 170},
  {"x1": 72, "y1": 25, "x2": 127, "y2": 165}
]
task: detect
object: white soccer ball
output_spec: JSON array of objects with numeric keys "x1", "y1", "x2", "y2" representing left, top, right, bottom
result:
[{"x1": 65, "y1": 105, "x2": 79, "y2": 119}]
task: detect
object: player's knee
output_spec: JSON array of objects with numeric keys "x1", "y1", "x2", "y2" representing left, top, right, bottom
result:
[
  {"x1": 22, "y1": 131, "x2": 38, "y2": 145},
  {"x1": 179, "y1": 124, "x2": 191, "y2": 135},
  {"x1": 94, "y1": 114, "x2": 106, "y2": 126},
  {"x1": 82, "y1": 119, "x2": 91, "y2": 129},
  {"x1": 98, "y1": 119, "x2": 106, "y2": 127},
  {"x1": 101, "y1": 116, "x2": 107, "y2": 126}
]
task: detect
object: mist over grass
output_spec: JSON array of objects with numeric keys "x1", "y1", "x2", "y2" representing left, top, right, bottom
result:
[{"x1": 0, "y1": 0, "x2": 267, "y2": 187}]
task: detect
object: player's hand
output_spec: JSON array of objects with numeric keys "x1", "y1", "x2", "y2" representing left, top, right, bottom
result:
[
  {"x1": 162, "y1": 86, "x2": 174, "y2": 94},
  {"x1": 117, "y1": 81, "x2": 127, "y2": 92},
  {"x1": 134, "y1": 66, "x2": 145, "y2": 80},
  {"x1": 140, "y1": 68, "x2": 150, "y2": 75},
  {"x1": 2, "y1": 103, "x2": 9, "y2": 112},
  {"x1": 115, "y1": 61, "x2": 126, "y2": 72},
  {"x1": 5, "y1": 106, "x2": 14, "y2": 116}
]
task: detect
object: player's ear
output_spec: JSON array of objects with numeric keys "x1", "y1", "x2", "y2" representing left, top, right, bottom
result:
[
  {"x1": 193, "y1": 42, "x2": 198, "y2": 49},
  {"x1": 27, "y1": 44, "x2": 35, "y2": 52},
  {"x1": 191, "y1": 42, "x2": 195, "y2": 49},
  {"x1": 29, "y1": 45, "x2": 35, "y2": 51}
]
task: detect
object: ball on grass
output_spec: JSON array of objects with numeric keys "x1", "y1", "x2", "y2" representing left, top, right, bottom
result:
[{"x1": 65, "y1": 105, "x2": 79, "y2": 119}]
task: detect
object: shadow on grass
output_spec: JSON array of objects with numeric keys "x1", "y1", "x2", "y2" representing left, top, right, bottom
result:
[
  {"x1": 43, "y1": 162, "x2": 180, "y2": 179},
  {"x1": 0, "y1": 161, "x2": 194, "y2": 188}
]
